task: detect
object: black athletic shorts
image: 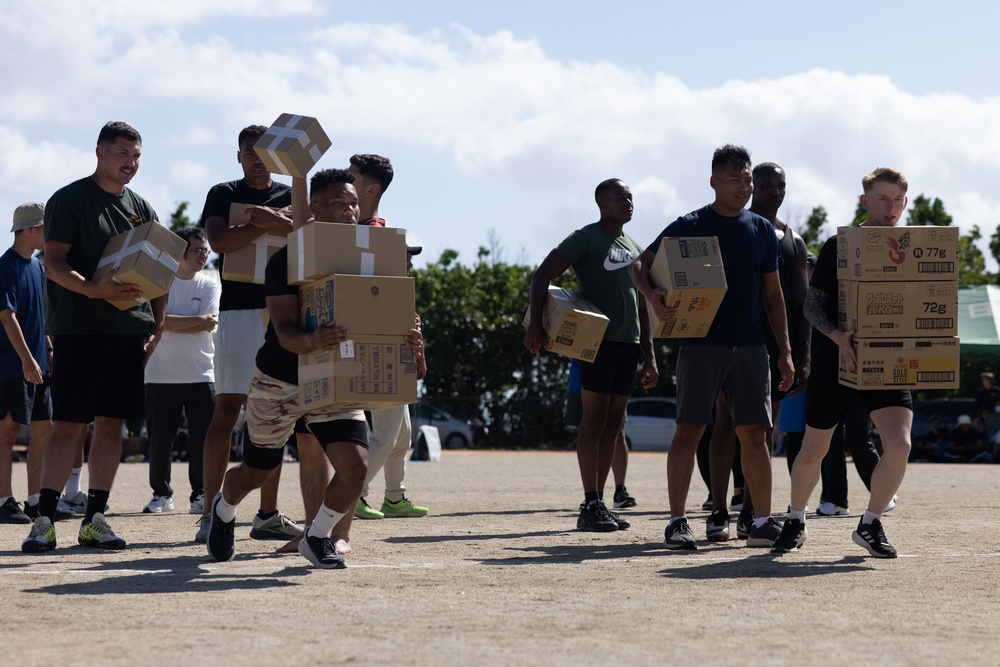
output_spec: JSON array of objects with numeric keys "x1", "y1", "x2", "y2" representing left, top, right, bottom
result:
[
  {"x1": 0, "y1": 377, "x2": 33, "y2": 425},
  {"x1": 51, "y1": 334, "x2": 146, "y2": 423},
  {"x1": 244, "y1": 418, "x2": 369, "y2": 471},
  {"x1": 805, "y1": 364, "x2": 912, "y2": 430},
  {"x1": 30, "y1": 375, "x2": 52, "y2": 422},
  {"x1": 579, "y1": 341, "x2": 641, "y2": 396}
]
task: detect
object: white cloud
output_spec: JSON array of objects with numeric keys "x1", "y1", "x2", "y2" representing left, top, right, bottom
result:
[{"x1": 170, "y1": 160, "x2": 212, "y2": 188}]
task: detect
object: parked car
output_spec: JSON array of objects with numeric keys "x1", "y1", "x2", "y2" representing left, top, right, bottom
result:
[
  {"x1": 624, "y1": 396, "x2": 677, "y2": 452},
  {"x1": 411, "y1": 404, "x2": 485, "y2": 449}
]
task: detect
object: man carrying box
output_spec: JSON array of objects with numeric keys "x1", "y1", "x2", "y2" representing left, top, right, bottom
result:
[
  {"x1": 773, "y1": 167, "x2": 914, "y2": 558},
  {"x1": 22, "y1": 122, "x2": 163, "y2": 552},
  {"x1": 196, "y1": 124, "x2": 304, "y2": 544},
  {"x1": 525, "y1": 178, "x2": 657, "y2": 533},
  {"x1": 630, "y1": 144, "x2": 794, "y2": 551}
]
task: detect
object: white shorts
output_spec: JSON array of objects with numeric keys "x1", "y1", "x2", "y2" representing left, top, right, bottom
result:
[{"x1": 215, "y1": 309, "x2": 267, "y2": 395}]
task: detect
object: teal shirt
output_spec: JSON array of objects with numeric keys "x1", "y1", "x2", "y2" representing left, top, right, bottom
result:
[
  {"x1": 557, "y1": 223, "x2": 642, "y2": 344},
  {"x1": 44, "y1": 176, "x2": 159, "y2": 335}
]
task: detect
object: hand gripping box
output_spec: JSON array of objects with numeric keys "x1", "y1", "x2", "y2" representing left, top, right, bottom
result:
[
  {"x1": 839, "y1": 337, "x2": 960, "y2": 390},
  {"x1": 253, "y1": 114, "x2": 332, "y2": 179},
  {"x1": 647, "y1": 237, "x2": 727, "y2": 338},
  {"x1": 521, "y1": 286, "x2": 609, "y2": 362},
  {"x1": 298, "y1": 274, "x2": 418, "y2": 410},
  {"x1": 287, "y1": 222, "x2": 408, "y2": 285},
  {"x1": 222, "y1": 203, "x2": 287, "y2": 284},
  {"x1": 837, "y1": 225, "x2": 959, "y2": 282},
  {"x1": 91, "y1": 221, "x2": 187, "y2": 310},
  {"x1": 839, "y1": 280, "x2": 958, "y2": 338}
]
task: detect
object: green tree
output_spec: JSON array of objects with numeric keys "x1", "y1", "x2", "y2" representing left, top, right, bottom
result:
[
  {"x1": 169, "y1": 201, "x2": 192, "y2": 232},
  {"x1": 957, "y1": 225, "x2": 990, "y2": 286},
  {"x1": 851, "y1": 200, "x2": 866, "y2": 227},
  {"x1": 906, "y1": 195, "x2": 953, "y2": 227},
  {"x1": 797, "y1": 205, "x2": 829, "y2": 255}
]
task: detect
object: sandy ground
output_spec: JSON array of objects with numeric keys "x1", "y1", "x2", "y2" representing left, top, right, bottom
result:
[{"x1": 2, "y1": 450, "x2": 999, "y2": 667}]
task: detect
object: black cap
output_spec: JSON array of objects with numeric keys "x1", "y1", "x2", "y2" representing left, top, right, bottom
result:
[{"x1": 406, "y1": 245, "x2": 423, "y2": 256}]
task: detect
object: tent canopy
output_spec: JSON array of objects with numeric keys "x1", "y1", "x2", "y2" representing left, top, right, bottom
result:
[{"x1": 958, "y1": 285, "x2": 1000, "y2": 357}]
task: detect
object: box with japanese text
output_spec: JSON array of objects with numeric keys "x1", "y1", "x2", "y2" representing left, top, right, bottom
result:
[{"x1": 647, "y1": 236, "x2": 727, "y2": 338}]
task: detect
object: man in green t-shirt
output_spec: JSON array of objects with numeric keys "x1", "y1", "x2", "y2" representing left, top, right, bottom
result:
[
  {"x1": 524, "y1": 178, "x2": 657, "y2": 532},
  {"x1": 22, "y1": 121, "x2": 165, "y2": 554}
]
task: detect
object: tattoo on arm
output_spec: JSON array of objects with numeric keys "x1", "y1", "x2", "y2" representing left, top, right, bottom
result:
[{"x1": 804, "y1": 288, "x2": 837, "y2": 337}]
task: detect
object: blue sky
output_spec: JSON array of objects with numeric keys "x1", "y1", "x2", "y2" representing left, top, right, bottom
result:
[{"x1": 2, "y1": 1, "x2": 999, "y2": 270}]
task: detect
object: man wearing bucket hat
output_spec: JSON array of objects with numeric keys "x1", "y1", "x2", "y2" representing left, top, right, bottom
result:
[{"x1": 0, "y1": 202, "x2": 48, "y2": 524}]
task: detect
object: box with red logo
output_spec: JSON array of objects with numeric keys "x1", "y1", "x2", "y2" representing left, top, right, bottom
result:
[
  {"x1": 836, "y1": 226, "x2": 959, "y2": 282},
  {"x1": 838, "y1": 280, "x2": 958, "y2": 338},
  {"x1": 647, "y1": 236, "x2": 727, "y2": 338}
]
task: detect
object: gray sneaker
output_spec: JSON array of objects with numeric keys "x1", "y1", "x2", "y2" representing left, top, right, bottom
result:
[
  {"x1": 194, "y1": 514, "x2": 210, "y2": 544},
  {"x1": 664, "y1": 518, "x2": 696, "y2": 550},
  {"x1": 249, "y1": 511, "x2": 303, "y2": 540}
]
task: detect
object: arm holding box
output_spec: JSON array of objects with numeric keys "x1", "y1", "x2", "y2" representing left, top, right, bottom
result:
[
  {"x1": 268, "y1": 292, "x2": 348, "y2": 354},
  {"x1": 628, "y1": 248, "x2": 672, "y2": 322},
  {"x1": 787, "y1": 232, "x2": 811, "y2": 394},
  {"x1": 804, "y1": 286, "x2": 857, "y2": 373},
  {"x1": 43, "y1": 239, "x2": 144, "y2": 302},
  {"x1": 524, "y1": 249, "x2": 573, "y2": 356},
  {"x1": 204, "y1": 212, "x2": 283, "y2": 254}
]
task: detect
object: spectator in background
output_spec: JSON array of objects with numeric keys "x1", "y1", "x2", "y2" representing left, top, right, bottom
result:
[
  {"x1": 944, "y1": 414, "x2": 987, "y2": 463},
  {"x1": 975, "y1": 372, "x2": 1000, "y2": 417},
  {"x1": 141, "y1": 227, "x2": 220, "y2": 514}
]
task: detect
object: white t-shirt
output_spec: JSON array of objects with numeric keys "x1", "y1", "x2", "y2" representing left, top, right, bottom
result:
[{"x1": 144, "y1": 271, "x2": 221, "y2": 384}]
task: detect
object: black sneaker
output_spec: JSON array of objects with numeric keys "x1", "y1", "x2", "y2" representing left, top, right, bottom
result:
[
  {"x1": 730, "y1": 491, "x2": 744, "y2": 512},
  {"x1": 23, "y1": 500, "x2": 74, "y2": 522},
  {"x1": 577, "y1": 502, "x2": 618, "y2": 532},
  {"x1": 706, "y1": 509, "x2": 730, "y2": 542},
  {"x1": 206, "y1": 494, "x2": 236, "y2": 562},
  {"x1": 0, "y1": 497, "x2": 31, "y2": 524},
  {"x1": 772, "y1": 518, "x2": 808, "y2": 553},
  {"x1": 298, "y1": 531, "x2": 346, "y2": 569},
  {"x1": 602, "y1": 503, "x2": 630, "y2": 531},
  {"x1": 664, "y1": 518, "x2": 697, "y2": 550},
  {"x1": 746, "y1": 516, "x2": 782, "y2": 547},
  {"x1": 613, "y1": 486, "x2": 637, "y2": 509},
  {"x1": 852, "y1": 518, "x2": 897, "y2": 558},
  {"x1": 701, "y1": 495, "x2": 713, "y2": 511},
  {"x1": 736, "y1": 508, "x2": 754, "y2": 540}
]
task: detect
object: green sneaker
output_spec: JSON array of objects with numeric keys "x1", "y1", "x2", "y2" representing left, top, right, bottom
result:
[
  {"x1": 78, "y1": 513, "x2": 126, "y2": 550},
  {"x1": 22, "y1": 516, "x2": 56, "y2": 553},
  {"x1": 354, "y1": 497, "x2": 384, "y2": 520},
  {"x1": 381, "y1": 496, "x2": 428, "y2": 518}
]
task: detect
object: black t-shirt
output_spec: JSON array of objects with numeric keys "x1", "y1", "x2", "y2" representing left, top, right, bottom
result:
[
  {"x1": 255, "y1": 246, "x2": 299, "y2": 384},
  {"x1": 198, "y1": 179, "x2": 291, "y2": 311},
  {"x1": 809, "y1": 235, "x2": 840, "y2": 371}
]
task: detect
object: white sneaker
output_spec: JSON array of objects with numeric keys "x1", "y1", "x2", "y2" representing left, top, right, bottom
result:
[
  {"x1": 142, "y1": 495, "x2": 174, "y2": 514},
  {"x1": 194, "y1": 514, "x2": 209, "y2": 544},
  {"x1": 816, "y1": 502, "x2": 849, "y2": 516},
  {"x1": 189, "y1": 494, "x2": 205, "y2": 515},
  {"x1": 885, "y1": 495, "x2": 897, "y2": 512},
  {"x1": 57, "y1": 491, "x2": 87, "y2": 516}
]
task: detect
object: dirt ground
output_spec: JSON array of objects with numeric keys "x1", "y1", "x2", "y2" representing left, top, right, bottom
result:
[{"x1": 3, "y1": 451, "x2": 999, "y2": 667}]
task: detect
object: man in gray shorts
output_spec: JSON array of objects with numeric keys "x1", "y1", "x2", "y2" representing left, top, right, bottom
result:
[{"x1": 630, "y1": 144, "x2": 794, "y2": 551}]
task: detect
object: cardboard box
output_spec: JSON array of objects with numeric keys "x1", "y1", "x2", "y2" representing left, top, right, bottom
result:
[
  {"x1": 647, "y1": 237, "x2": 728, "y2": 338},
  {"x1": 839, "y1": 337, "x2": 960, "y2": 390},
  {"x1": 839, "y1": 280, "x2": 958, "y2": 338},
  {"x1": 837, "y1": 225, "x2": 959, "y2": 281},
  {"x1": 298, "y1": 274, "x2": 417, "y2": 409},
  {"x1": 222, "y1": 203, "x2": 287, "y2": 284},
  {"x1": 92, "y1": 221, "x2": 187, "y2": 310},
  {"x1": 253, "y1": 114, "x2": 332, "y2": 178},
  {"x1": 521, "y1": 287, "x2": 609, "y2": 362},
  {"x1": 288, "y1": 222, "x2": 408, "y2": 285}
]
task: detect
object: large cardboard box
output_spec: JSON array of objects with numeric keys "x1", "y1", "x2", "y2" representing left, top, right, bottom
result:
[
  {"x1": 222, "y1": 203, "x2": 287, "y2": 284},
  {"x1": 521, "y1": 287, "x2": 609, "y2": 362},
  {"x1": 837, "y1": 225, "x2": 959, "y2": 281},
  {"x1": 288, "y1": 222, "x2": 408, "y2": 285},
  {"x1": 839, "y1": 280, "x2": 958, "y2": 338},
  {"x1": 253, "y1": 114, "x2": 332, "y2": 178},
  {"x1": 647, "y1": 237, "x2": 727, "y2": 338},
  {"x1": 92, "y1": 221, "x2": 187, "y2": 310},
  {"x1": 839, "y1": 337, "x2": 960, "y2": 390},
  {"x1": 298, "y1": 274, "x2": 417, "y2": 409}
]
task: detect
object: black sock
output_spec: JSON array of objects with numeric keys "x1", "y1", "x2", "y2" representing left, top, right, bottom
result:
[
  {"x1": 584, "y1": 491, "x2": 600, "y2": 506},
  {"x1": 39, "y1": 488, "x2": 60, "y2": 521},
  {"x1": 257, "y1": 509, "x2": 278, "y2": 520},
  {"x1": 85, "y1": 489, "x2": 110, "y2": 524},
  {"x1": 615, "y1": 485, "x2": 626, "y2": 494}
]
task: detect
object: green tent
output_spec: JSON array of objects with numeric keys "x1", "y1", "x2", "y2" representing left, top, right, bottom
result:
[{"x1": 958, "y1": 285, "x2": 1000, "y2": 357}]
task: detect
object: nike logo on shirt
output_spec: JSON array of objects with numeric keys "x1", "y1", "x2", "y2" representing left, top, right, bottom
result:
[{"x1": 603, "y1": 257, "x2": 632, "y2": 271}]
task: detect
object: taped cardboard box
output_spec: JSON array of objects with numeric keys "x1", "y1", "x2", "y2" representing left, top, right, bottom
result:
[
  {"x1": 288, "y1": 222, "x2": 408, "y2": 285},
  {"x1": 839, "y1": 280, "x2": 958, "y2": 338},
  {"x1": 299, "y1": 334, "x2": 418, "y2": 410},
  {"x1": 91, "y1": 221, "x2": 187, "y2": 310},
  {"x1": 837, "y1": 225, "x2": 959, "y2": 282},
  {"x1": 299, "y1": 274, "x2": 415, "y2": 335},
  {"x1": 253, "y1": 114, "x2": 332, "y2": 178},
  {"x1": 222, "y1": 203, "x2": 287, "y2": 284},
  {"x1": 647, "y1": 236, "x2": 727, "y2": 338},
  {"x1": 839, "y1": 336, "x2": 960, "y2": 390},
  {"x1": 521, "y1": 286, "x2": 609, "y2": 362}
]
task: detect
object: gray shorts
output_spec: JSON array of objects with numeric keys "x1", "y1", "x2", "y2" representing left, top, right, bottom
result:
[
  {"x1": 675, "y1": 345, "x2": 772, "y2": 427},
  {"x1": 215, "y1": 309, "x2": 267, "y2": 394}
]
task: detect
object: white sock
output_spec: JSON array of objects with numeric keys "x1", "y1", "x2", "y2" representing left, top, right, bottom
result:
[
  {"x1": 64, "y1": 467, "x2": 83, "y2": 497},
  {"x1": 668, "y1": 516, "x2": 688, "y2": 527},
  {"x1": 215, "y1": 495, "x2": 238, "y2": 523},
  {"x1": 789, "y1": 509, "x2": 807, "y2": 522},
  {"x1": 307, "y1": 504, "x2": 347, "y2": 539},
  {"x1": 862, "y1": 509, "x2": 881, "y2": 525},
  {"x1": 27, "y1": 493, "x2": 40, "y2": 506},
  {"x1": 753, "y1": 516, "x2": 771, "y2": 529}
]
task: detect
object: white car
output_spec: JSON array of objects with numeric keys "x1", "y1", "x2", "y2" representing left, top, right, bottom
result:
[
  {"x1": 624, "y1": 397, "x2": 677, "y2": 452},
  {"x1": 411, "y1": 405, "x2": 480, "y2": 449}
]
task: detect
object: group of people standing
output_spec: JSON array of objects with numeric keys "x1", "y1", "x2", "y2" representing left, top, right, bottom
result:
[{"x1": 527, "y1": 145, "x2": 914, "y2": 558}]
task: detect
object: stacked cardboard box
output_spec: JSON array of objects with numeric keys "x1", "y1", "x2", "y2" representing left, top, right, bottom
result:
[
  {"x1": 836, "y1": 226, "x2": 960, "y2": 390},
  {"x1": 646, "y1": 236, "x2": 728, "y2": 338}
]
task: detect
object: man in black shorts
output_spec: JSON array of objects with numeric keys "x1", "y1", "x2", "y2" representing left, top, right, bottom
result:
[
  {"x1": 206, "y1": 169, "x2": 425, "y2": 568},
  {"x1": 773, "y1": 167, "x2": 914, "y2": 558},
  {"x1": 525, "y1": 178, "x2": 657, "y2": 533},
  {"x1": 23, "y1": 122, "x2": 164, "y2": 552}
]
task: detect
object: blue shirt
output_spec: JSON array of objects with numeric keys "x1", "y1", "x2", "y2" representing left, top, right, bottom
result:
[{"x1": 0, "y1": 248, "x2": 46, "y2": 379}]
